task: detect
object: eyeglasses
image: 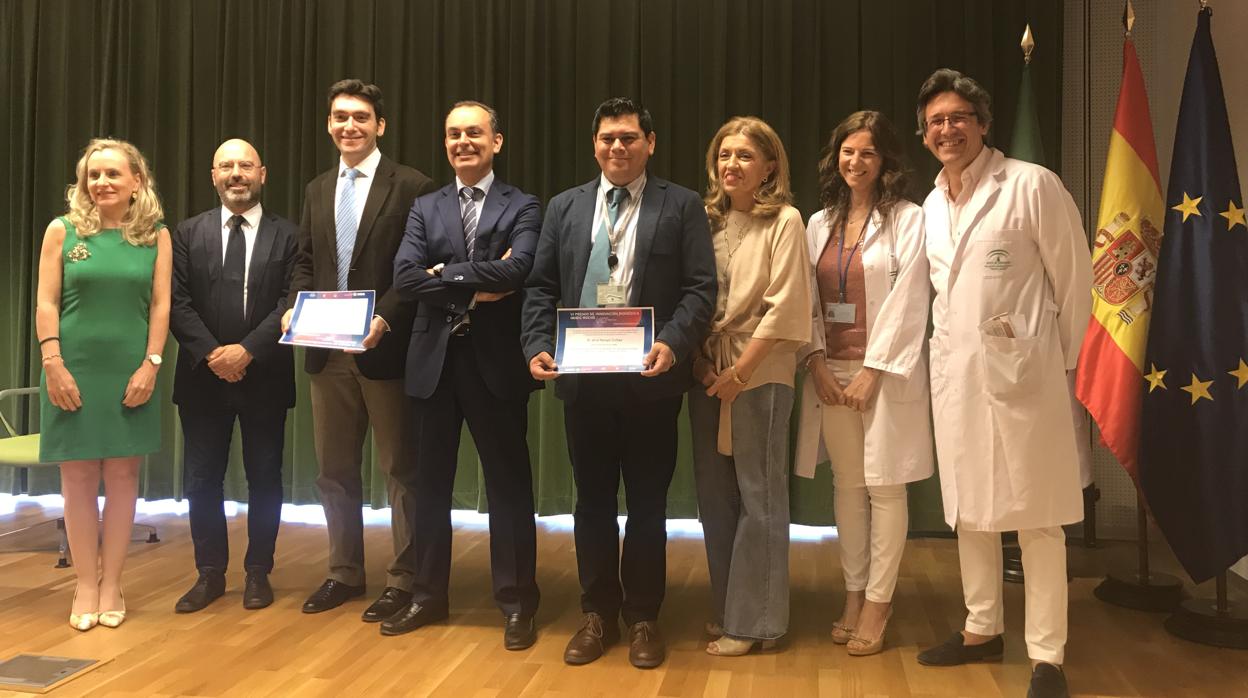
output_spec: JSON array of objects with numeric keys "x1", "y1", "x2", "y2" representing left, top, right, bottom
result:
[
  {"x1": 925, "y1": 112, "x2": 976, "y2": 131},
  {"x1": 215, "y1": 161, "x2": 258, "y2": 174},
  {"x1": 598, "y1": 134, "x2": 641, "y2": 147}
]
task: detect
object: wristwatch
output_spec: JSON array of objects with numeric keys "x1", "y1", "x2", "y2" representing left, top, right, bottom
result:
[{"x1": 146, "y1": 353, "x2": 163, "y2": 366}]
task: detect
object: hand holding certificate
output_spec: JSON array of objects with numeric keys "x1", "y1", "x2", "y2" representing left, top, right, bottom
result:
[
  {"x1": 280, "y1": 290, "x2": 376, "y2": 350},
  {"x1": 554, "y1": 307, "x2": 654, "y2": 373}
]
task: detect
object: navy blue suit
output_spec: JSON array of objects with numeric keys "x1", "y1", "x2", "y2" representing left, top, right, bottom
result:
[
  {"x1": 393, "y1": 177, "x2": 541, "y2": 616},
  {"x1": 520, "y1": 174, "x2": 715, "y2": 624},
  {"x1": 170, "y1": 207, "x2": 298, "y2": 575}
]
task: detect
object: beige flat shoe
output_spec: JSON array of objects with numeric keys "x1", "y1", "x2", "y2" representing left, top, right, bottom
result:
[{"x1": 706, "y1": 636, "x2": 779, "y2": 656}]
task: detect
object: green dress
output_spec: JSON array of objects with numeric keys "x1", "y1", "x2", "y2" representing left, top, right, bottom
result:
[{"x1": 39, "y1": 217, "x2": 161, "y2": 461}]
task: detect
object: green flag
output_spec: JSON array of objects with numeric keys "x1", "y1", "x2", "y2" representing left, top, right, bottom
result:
[{"x1": 1010, "y1": 62, "x2": 1046, "y2": 166}]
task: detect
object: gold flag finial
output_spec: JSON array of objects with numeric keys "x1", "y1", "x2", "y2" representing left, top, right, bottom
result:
[
  {"x1": 1123, "y1": 0, "x2": 1136, "y2": 35},
  {"x1": 1020, "y1": 24, "x2": 1035, "y2": 64}
]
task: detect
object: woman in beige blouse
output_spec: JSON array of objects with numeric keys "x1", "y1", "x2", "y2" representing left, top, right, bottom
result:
[{"x1": 690, "y1": 116, "x2": 811, "y2": 656}]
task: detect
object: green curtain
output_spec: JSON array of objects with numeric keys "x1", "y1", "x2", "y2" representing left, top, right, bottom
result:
[{"x1": 0, "y1": 0, "x2": 1063, "y2": 531}]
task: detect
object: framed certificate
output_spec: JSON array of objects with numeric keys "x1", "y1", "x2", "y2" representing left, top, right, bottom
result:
[
  {"x1": 555, "y1": 307, "x2": 654, "y2": 373},
  {"x1": 280, "y1": 290, "x2": 375, "y2": 350}
]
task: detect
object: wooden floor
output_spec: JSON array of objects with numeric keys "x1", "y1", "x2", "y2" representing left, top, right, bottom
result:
[{"x1": 1, "y1": 499, "x2": 1246, "y2": 697}]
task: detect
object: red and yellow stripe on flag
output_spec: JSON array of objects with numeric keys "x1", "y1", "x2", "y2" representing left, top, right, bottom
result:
[{"x1": 1075, "y1": 37, "x2": 1163, "y2": 478}]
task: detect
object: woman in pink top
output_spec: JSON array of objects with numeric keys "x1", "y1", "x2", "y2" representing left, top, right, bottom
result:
[{"x1": 795, "y1": 111, "x2": 934, "y2": 656}]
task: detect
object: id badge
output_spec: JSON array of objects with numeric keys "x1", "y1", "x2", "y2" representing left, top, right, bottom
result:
[
  {"x1": 825, "y1": 302, "x2": 857, "y2": 324},
  {"x1": 596, "y1": 284, "x2": 627, "y2": 307}
]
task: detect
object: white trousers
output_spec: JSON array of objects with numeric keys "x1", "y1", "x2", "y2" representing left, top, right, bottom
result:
[
  {"x1": 821, "y1": 359, "x2": 909, "y2": 603},
  {"x1": 957, "y1": 526, "x2": 1068, "y2": 664}
]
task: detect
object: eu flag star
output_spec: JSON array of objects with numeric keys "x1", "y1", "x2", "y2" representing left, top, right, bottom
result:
[
  {"x1": 1180, "y1": 373, "x2": 1214, "y2": 404},
  {"x1": 1230, "y1": 359, "x2": 1248, "y2": 389},
  {"x1": 1172, "y1": 192, "x2": 1203, "y2": 222},
  {"x1": 1220, "y1": 200, "x2": 1246, "y2": 230},
  {"x1": 1144, "y1": 364, "x2": 1168, "y2": 392}
]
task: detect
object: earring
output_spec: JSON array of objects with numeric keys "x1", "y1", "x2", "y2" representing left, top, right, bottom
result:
[{"x1": 130, "y1": 192, "x2": 137, "y2": 203}]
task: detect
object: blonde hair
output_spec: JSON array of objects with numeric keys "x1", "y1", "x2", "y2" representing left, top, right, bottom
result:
[
  {"x1": 703, "y1": 116, "x2": 793, "y2": 232},
  {"x1": 65, "y1": 138, "x2": 163, "y2": 246}
]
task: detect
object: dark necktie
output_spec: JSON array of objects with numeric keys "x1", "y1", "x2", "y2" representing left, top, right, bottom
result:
[
  {"x1": 220, "y1": 214, "x2": 247, "y2": 344},
  {"x1": 460, "y1": 186, "x2": 484, "y2": 260}
]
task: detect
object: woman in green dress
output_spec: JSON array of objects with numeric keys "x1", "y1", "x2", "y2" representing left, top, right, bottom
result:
[{"x1": 36, "y1": 138, "x2": 171, "y2": 631}]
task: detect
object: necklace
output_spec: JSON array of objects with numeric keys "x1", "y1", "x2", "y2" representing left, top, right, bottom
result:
[{"x1": 723, "y1": 215, "x2": 748, "y2": 259}]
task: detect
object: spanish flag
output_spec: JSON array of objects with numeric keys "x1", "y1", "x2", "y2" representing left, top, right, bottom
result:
[{"x1": 1074, "y1": 33, "x2": 1163, "y2": 478}]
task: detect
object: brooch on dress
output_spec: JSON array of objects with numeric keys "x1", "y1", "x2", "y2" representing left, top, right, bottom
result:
[{"x1": 66, "y1": 242, "x2": 91, "y2": 262}]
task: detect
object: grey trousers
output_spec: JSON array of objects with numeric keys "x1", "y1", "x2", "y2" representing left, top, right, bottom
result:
[
  {"x1": 309, "y1": 352, "x2": 418, "y2": 590},
  {"x1": 689, "y1": 383, "x2": 793, "y2": 640}
]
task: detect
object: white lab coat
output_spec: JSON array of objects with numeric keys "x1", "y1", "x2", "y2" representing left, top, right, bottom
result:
[
  {"x1": 924, "y1": 148, "x2": 1093, "y2": 532},
  {"x1": 794, "y1": 201, "x2": 934, "y2": 486}
]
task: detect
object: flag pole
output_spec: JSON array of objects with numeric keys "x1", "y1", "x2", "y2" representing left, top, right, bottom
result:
[{"x1": 1002, "y1": 21, "x2": 1038, "y2": 585}]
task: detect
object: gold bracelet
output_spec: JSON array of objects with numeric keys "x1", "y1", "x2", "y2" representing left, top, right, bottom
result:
[
  {"x1": 730, "y1": 366, "x2": 748, "y2": 386},
  {"x1": 41, "y1": 354, "x2": 62, "y2": 364}
]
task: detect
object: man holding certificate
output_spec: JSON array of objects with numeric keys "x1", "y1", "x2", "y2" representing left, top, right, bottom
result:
[
  {"x1": 389, "y1": 101, "x2": 542, "y2": 649},
  {"x1": 284, "y1": 79, "x2": 435, "y2": 619},
  {"x1": 521, "y1": 97, "x2": 716, "y2": 668}
]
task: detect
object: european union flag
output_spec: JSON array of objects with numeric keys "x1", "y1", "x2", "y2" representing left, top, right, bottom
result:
[{"x1": 1138, "y1": 6, "x2": 1248, "y2": 584}]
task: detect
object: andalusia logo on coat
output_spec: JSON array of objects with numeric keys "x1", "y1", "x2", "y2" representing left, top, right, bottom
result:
[{"x1": 984, "y1": 248, "x2": 1012, "y2": 272}]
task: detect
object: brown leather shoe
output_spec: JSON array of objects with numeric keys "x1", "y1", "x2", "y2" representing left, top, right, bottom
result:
[
  {"x1": 564, "y1": 612, "x2": 619, "y2": 665},
  {"x1": 628, "y1": 621, "x2": 666, "y2": 668}
]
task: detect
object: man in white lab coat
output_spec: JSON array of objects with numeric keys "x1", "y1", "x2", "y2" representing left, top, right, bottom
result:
[{"x1": 913, "y1": 69, "x2": 1092, "y2": 698}]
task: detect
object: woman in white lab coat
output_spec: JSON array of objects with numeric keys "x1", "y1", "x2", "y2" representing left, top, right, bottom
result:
[{"x1": 794, "y1": 111, "x2": 933, "y2": 656}]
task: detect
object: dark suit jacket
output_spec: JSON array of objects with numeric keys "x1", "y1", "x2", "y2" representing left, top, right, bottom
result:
[
  {"x1": 521, "y1": 174, "x2": 716, "y2": 403},
  {"x1": 393, "y1": 178, "x2": 542, "y2": 401},
  {"x1": 289, "y1": 154, "x2": 435, "y2": 379},
  {"x1": 170, "y1": 207, "x2": 299, "y2": 408}
]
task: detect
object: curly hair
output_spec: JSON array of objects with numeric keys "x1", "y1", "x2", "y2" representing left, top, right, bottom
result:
[
  {"x1": 816, "y1": 111, "x2": 911, "y2": 233},
  {"x1": 703, "y1": 116, "x2": 793, "y2": 233},
  {"x1": 914, "y1": 68, "x2": 993, "y2": 138},
  {"x1": 64, "y1": 138, "x2": 163, "y2": 246}
]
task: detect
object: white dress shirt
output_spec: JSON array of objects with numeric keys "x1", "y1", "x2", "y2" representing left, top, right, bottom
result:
[
  {"x1": 221, "y1": 202, "x2": 263, "y2": 310},
  {"x1": 591, "y1": 172, "x2": 647, "y2": 295}
]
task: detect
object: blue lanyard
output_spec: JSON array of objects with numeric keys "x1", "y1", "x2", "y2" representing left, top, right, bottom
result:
[{"x1": 835, "y1": 207, "x2": 873, "y2": 303}]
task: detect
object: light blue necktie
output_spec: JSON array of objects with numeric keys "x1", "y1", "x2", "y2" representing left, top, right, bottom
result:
[
  {"x1": 335, "y1": 167, "x2": 361, "y2": 291},
  {"x1": 579, "y1": 186, "x2": 629, "y2": 307}
]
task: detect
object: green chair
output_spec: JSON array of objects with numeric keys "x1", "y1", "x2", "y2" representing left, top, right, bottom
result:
[
  {"x1": 0, "y1": 387, "x2": 160, "y2": 568},
  {"x1": 0, "y1": 387, "x2": 70, "y2": 567}
]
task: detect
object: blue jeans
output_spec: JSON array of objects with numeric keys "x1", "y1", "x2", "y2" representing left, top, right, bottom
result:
[{"x1": 689, "y1": 383, "x2": 793, "y2": 640}]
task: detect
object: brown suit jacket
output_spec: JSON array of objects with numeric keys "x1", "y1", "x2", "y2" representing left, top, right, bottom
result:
[{"x1": 290, "y1": 153, "x2": 435, "y2": 379}]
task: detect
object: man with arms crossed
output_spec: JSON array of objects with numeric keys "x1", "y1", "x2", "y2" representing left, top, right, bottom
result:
[
  {"x1": 521, "y1": 97, "x2": 716, "y2": 668},
  {"x1": 170, "y1": 139, "x2": 297, "y2": 612},
  {"x1": 913, "y1": 69, "x2": 1091, "y2": 698},
  {"x1": 285, "y1": 79, "x2": 435, "y2": 620},
  {"x1": 388, "y1": 101, "x2": 542, "y2": 648}
]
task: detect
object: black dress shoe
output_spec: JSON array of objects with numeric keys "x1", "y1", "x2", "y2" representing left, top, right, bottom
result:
[
  {"x1": 503, "y1": 613, "x2": 537, "y2": 651},
  {"x1": 242, "y1": 572, "x2": 273, "y2": 610},
  {"x1": 1027, "y1": 662, "x2": 1069, "y2": 698},
  {"x1": 174, "y1": 571, "x2": 226, "y2": 613},
  {"x1": 379, "y1": 602, "x2": 449, "y2": 636},
  {"x1": 564, "y1": 612, "x2": 619, "y2": 665},
  {"x1": 301, "y1": 579, "x2": 365, "y2": 614},
  {"x1": 628, "y1": 621, "x2": 666, "y2": 668},
  {"x1": 361, "y1": 587, "x2": 413, "y2": 623},
  {"x1": 917, "y1": 632, "x2": 1005, "y2": 666}
]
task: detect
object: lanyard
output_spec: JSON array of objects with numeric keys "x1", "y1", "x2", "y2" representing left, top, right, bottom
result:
[
  {"x1": 599, "y1": 182, "x2": 643, "y2": 275},
  {"x1": 835, "y1": 207, "x2": 873, "y2": 303}
]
